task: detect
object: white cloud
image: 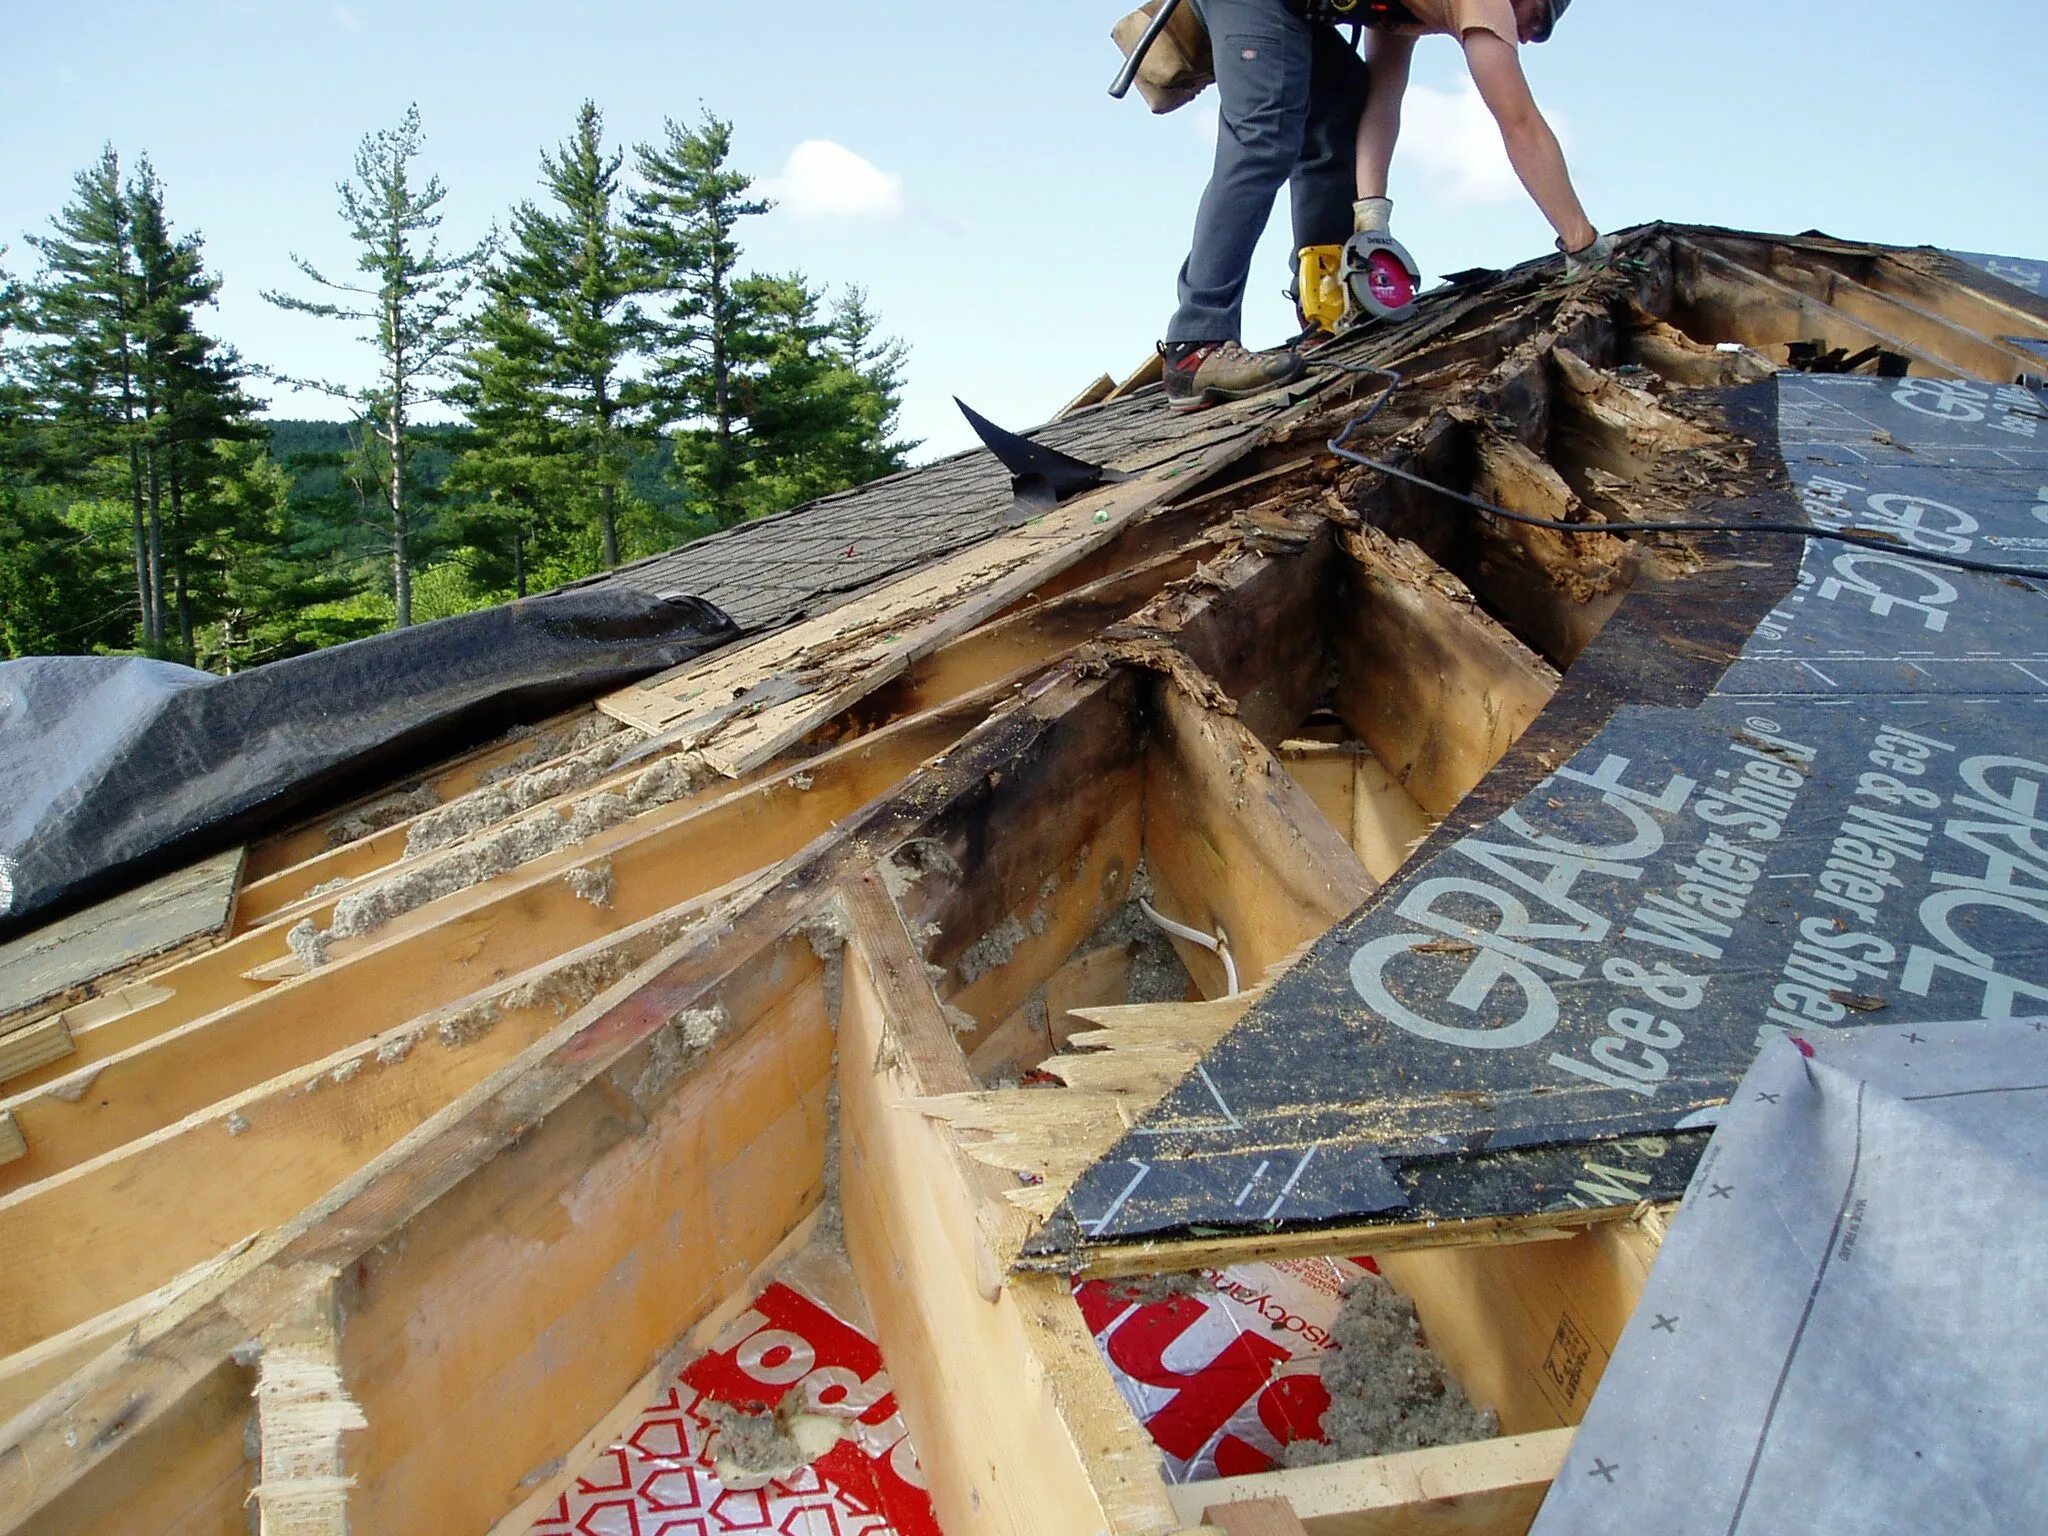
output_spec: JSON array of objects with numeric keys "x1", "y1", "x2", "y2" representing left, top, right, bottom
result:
[
  {"x1": 762, "y1": 140, "x2": 907, "y2": 222},
  {"x1": 1400, "y1": 80, "x2": 1569, "y2": 206}
]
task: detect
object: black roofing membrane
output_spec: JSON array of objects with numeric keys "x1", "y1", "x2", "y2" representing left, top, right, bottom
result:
[{"x1": 1039, "y1": 371, "x2": 2048, "y2": 1252}]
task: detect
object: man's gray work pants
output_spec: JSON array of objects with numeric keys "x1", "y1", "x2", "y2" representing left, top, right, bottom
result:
[{"x1": 1167, "y1": 0, "x2": 1372, "y2": 344}]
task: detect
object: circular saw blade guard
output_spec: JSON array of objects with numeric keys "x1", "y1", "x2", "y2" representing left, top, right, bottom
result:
[{"x1": 1341, "y1": 232, "x2": 1423, "y2": 325}]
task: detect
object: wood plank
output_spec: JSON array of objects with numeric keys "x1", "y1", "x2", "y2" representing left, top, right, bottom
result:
[
  {"x1": 1333, "y1": 527, "x2": 1558, "y2": 819},
  {"x1": 0, "y1": 1240, "x2": 252, "y2": 1428},
  {"x1": 1172, "y1": 1429, "x2": 1570, "y2": 1536},
  {"x1": 1673, "y1": 240, "x2": 1958, "y2": 377},
  {"x1": 0, "y1": 885, "x2": 741, "y2": 1359},
  {"x1": 0, "y1": 672, "x2": 1142, "y2": 1534},
  {"x1": 1058, "y1": 373, "x2": 1118, "y2": 419},
  {"x1": 1106, "y1": 351, "x2": 1165, "y2": 402},
  {"x1": 1377, "y1": 1213, "x2": 1663, "y2": 1436},
  {"x1": 838, "y1": 895, "x2": 1180, "y2": 1536},
  {"x1": 1143, "y1": 677, "x2": 1376, "y2": 995},
  {"x1": 250, "y1": 1285, "x2": 361, "y2": 1536},
  {"x1": 0, "y1": 847, "x2": 244, "y2": 1031},
  {"x1": 336, "y1": 938, "x2": 831, "y2": 1532},
  {"x1": 0, "y1": 695, "x2": 979, "y2": 1186},
  {"x1": 1203, "y1": 1497, "x2": 1311, "y2": 1536},
  {"x1": 0, "y1": 1016, "x2": 73, "y2": 1087}
]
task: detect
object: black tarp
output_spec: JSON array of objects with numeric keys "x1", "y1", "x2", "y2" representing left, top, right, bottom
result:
[{"x1": 0, "y1": 586, "x2": 736, "y2": 937}]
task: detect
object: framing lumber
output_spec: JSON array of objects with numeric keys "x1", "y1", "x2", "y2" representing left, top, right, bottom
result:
[
  {"x1": 1175, "y1": 1430, "x2": 1569, "y2": 1536},
  {"x1": 333, "y1": 937, "x2": 831, "y2": 1532},
  {"x1": 1277, "y1": 742, "x2": 1434, "y2": 886},
  {"x1": 0, "y1": 884, "x2": 740, "y2": 1357},
  {"x1": 1672, "y1": 240, "x2": 1958, "y2": 377},
  {"x1": 1690, "y1": 234, "x2": 2048, "y2": 381},
  {"x1": 0, "y1": 690, "x2": 982, "y2": 1178},
  {"x1": 0, "y1": 668, "x2": 1141, "y2": 1535},
  {"x1": 595, "y1": 415, "x2": 1282, "y2": 764},
  {"x1": 250, "y1": 1285, "x2": 363, "y2": 1536},
  {"x1": 0, "y1": 1240, "x2": 252, "y2": 1429},
  {"x1": 1332, "y1": 527, "x2": 1558, "y2": 819},
  {"x1": 839, "y1": 881, "x2": 1180, "y2": 1536},
  {"x1": 1143, "y1": 674, "x2": 1376, "y2": 996}
]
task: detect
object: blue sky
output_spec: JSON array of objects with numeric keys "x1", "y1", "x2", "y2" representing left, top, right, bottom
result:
[{"x1": 6, "y1": 1, "x2": 2046, "y2": 461}]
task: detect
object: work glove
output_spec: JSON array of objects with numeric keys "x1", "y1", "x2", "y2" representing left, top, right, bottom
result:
[
  {"x1": 1353, "y1": 197, "x2": 1394, "y2": 235},
  {"x1": 1561, "y1": 230, "x2": 1617, "y2": 281}
]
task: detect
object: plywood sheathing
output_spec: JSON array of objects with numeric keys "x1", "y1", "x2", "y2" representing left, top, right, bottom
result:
[{"x1": 0, "y1": 847, "x2": 244, "y2": 1039}]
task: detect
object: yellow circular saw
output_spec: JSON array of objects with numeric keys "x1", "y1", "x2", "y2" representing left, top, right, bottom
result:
[{"x1": 1297, "y1": 231, "x2": 1423, "y2": 336}]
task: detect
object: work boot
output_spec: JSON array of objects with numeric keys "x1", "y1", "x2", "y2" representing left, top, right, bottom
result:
[{"x1": 1160, "y1": 340, "x2": 1308, "y2": 414}]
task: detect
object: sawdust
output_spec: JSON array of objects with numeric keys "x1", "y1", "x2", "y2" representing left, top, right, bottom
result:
[
  {"x1": 565, "y1": 859, "x2": 616, "y2": 910},
  {"x1": 1073, "y1": 863, "x2": 1195, "y2": 1005},
  {"x1": 1283, "y1": 1272, "x2": 1497, "y2": 1466},
  {"x1": 285, "y1": 919, "x2": 329, "y2": 971},
  {"x1": 377, "y1": 1029, "x2": 423, "y2": 1064},
  {"x1": 476, "y1": 713, "x2": 628, "y2": 787},
  {"x1": 958, "y1": 917, "x2": 1029, "y2": 986},
  {"x1": 800, "y1": 901, "x2": 853, "y2": 1024},
  {"x1": 325, "y1": 785, "x2": 439, "y2": 850},
  {"x1": 815, "y1": 1081, "x2": 844, "y2": 1245},
  {"x1": 628, "y1": 1004, "x2": 730, "y2": 1109},
  {"x1": 703, "y1": 1401, "x2": 834, "y2": 1484},
  {"x1": 331, "y1": 813, "x2": 576, "y2": 939},
  {"x1": 1106, "y1": 1270, "x2": 1211, "y2": 1304},
  {"x1": 435, "y1": 1002, "x2": 501, "y2": 1049}
]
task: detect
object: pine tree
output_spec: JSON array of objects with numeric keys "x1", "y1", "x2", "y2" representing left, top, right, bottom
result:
[
  {"x1": 456, "y1": 100, "x2": 646, "y2": 572},
  {"x1": 25, "y1": 148, "x2": 156, "y2": 647},
  {"x1": 446, "y1": 279, "x2": 559, "y2": 597},
  {"x1": 627, "y1": 113, "x2": 772, "y2": 528},
  {"x1": 828, "y1": 285, "x2": 917, "y2": 484},
  {"x1": 265, "y1": 104, "x2": 489, "y2": 628},
  {"x1": 129, "y1": 160, "x2": 260, "y2": 661}
]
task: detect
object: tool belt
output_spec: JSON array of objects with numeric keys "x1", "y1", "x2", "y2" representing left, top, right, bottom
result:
[{"x1": 1111, "y1": 1, "x2": 1215, "y2": 113}]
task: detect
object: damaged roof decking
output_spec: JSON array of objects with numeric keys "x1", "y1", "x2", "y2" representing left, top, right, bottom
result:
[
  {"x1": 1037, "y1": 233, "x2": 2048, "y2": 1260},
  {"x1": 5, "y1": 224, "x2": 2047, "y2": 1536},
  {"x1": 582, "y1": 385, "x2": 1257, "y2": 632}
]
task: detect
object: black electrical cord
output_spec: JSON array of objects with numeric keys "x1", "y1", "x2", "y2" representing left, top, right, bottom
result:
[{"x1": 1323, "y1": 363, "x2": 2048, "y2": 582}]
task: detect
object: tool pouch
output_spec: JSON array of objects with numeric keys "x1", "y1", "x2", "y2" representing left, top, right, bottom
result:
[{"x1": 1111, "y1": 1, "x2": 1214, "y2": 113}]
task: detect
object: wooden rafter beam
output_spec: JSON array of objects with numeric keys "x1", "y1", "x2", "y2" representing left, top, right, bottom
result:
[
  {"x1": 838, "y1": 872, "x2": 1180, "y2": 1536},
  {"x1": 1672, "y1": 239, "x2": 1959, "y2": 377},
  {"x1": 0, "y1": 688, "x2": 985, "y2": 1187},
  {"x1": 1692, "y1": 234, "x2": 2043, "y2": 382}
]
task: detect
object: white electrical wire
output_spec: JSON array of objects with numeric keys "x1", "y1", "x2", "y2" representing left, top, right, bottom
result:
[{"x1": 1137, "y1": 897, "x2": 1240, "y2": 997}]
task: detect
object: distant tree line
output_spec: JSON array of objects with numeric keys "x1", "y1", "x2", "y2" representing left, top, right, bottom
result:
[{"x1": 0, "y1": 102, "x2": 913, "y2": 666}]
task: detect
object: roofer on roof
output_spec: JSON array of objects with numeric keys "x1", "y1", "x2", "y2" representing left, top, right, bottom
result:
[{"x1": 1161, "y1": 0, "x2": 1610, "y2": 412}]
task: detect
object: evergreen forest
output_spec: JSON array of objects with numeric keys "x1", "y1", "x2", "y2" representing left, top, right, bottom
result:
[{"x1": 0, "y1": 103, "x2": 915, "y2": 670}]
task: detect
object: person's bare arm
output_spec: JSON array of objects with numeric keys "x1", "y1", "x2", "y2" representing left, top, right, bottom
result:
[
  {"x1": 1461, "y1": 29, "x2": 1596, "y2": 250},
  {"x1": 1354, "y1": 31, "x2": 1415, "y2": 200}
]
